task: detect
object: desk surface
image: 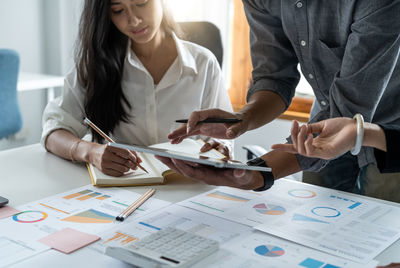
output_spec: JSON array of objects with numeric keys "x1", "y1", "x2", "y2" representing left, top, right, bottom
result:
[
  {"x1": 17, "y1": 72, "x2": 64, "y2": 91},
  {"x1": 1, "y1": 144, "x2": 399, "y2": 267}
]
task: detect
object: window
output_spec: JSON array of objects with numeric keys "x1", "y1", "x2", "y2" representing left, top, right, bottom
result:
[{"x1": 229, "y1": 0, "x2": 314, "y2": 122}]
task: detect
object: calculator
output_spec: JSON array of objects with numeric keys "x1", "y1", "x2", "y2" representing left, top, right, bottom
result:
[{"x1": 105, "y1": 227, "x2": 219, "y2": 268}]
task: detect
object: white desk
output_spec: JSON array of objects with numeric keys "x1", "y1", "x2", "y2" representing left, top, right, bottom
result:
[
  {"x1": 1, "y1": 144, "x2": 399, "y2": 267},
  {"x1": 17, "y1": 72, "x2": 64, "y2": 101}
]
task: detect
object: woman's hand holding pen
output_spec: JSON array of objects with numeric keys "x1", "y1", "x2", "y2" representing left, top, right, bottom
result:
[{"x1": 89, "y1": 143, "x2": 142, "y2": 177}]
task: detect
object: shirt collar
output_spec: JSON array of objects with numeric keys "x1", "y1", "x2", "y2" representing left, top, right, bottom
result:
[
  {"x1": 125, "y1": 32, "x2": 198, "y2": 75},
  {"x1": 172, "y1": 32, "x2": 198, "y2": 75}
]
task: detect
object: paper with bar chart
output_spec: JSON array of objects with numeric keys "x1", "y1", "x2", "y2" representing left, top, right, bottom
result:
[
  {"x1": 193, "y1": 230, "x2": 377, "y2": 268},
  {"x1": 254, "y1": 182, "x2": 400, "y2": 263},
  {"x1": 15, "y1": 185, "x2": 170, "y2": 235},
  {"x1": 178, "y1": 180, "x2": 331, "y2": 226},
  {"x1": 0, "y1": 185, "x2": 169, "y2": 266}
]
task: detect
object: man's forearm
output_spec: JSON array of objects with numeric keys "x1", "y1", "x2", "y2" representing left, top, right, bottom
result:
[{"x1": 238, "y1": 91, "x2": 287, "y2": 132}]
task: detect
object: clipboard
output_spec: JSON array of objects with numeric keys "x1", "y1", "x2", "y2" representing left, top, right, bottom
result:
[{"x1": 109, "y1": 143, "x2": 271, "y2": 172}]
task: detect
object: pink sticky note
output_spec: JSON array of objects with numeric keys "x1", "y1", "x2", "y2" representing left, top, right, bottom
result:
[
  {"x1": 39, "y1": 228, "x2": 100, "y2": 254},
  {"x1": 0, "y1": 206, "x2": 20, "y2": 219}
]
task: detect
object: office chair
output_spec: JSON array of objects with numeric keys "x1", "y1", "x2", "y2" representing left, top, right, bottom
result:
[
  {"x1": 0, "y1": 49, "x2": 23, "y2": 139},
  {"x1": 179, "y1": 21, "x2": 223, "y2": 67}
]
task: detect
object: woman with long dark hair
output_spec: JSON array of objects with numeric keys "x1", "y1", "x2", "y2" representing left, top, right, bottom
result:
[{"x1": 41, "y1": 0, "x2": 232, "y2": 176}]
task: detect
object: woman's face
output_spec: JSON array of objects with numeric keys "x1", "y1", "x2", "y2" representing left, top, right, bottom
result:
[{"x1": 110, "y1": 0, "x2": 164, "y2": 44}]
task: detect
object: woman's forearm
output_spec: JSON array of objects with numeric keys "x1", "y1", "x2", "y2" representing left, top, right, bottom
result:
[
  {"x1": 45, "y1": 129, "x2": 92, "y2": 162},
  {"x1": 363, "y1": 123, "x2": 387, "y2": 152}
]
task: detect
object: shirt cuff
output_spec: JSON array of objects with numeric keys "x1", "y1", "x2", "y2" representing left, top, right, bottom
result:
[{"x1": 246, "y1": 79, "x2": 295, "y2": 109}]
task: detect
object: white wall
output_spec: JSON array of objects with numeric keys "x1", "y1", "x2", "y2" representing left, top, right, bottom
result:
[
  {"x1": 0, "y1": 0, "x2": 47, "y2": 149},
  {"x1": 0, "y1": 0, "x2": 82, "y2": 150},
  {"x1": 0, "y1": 0, "x2": 44, "y2": 72}
]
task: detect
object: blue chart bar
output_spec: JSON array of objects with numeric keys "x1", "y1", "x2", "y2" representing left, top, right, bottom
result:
[
  {"x1": 348, "y1": 202, "x2": 362, "y2": 209},
  {"x1": 138, "y1": 221, "x2": 161, "y2": 230},
  {"x1": 299, "y1": 258, "x2": 324, "y2": 268},
  {"x1": 299, "y1": 258, "x2": 342, "y2": 268},
  {"x1": 324, "y1": 264, "x2": 341, "y2": 268}
]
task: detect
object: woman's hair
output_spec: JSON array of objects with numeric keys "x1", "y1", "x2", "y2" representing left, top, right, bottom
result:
[{"x1": 76, "y1": 0, "x2": 181, "y2": 142}]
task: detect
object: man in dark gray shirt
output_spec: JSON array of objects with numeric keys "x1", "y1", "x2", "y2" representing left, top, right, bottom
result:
[{"x1": 163, "y1": 0, "x2": 400, "y2": 202}]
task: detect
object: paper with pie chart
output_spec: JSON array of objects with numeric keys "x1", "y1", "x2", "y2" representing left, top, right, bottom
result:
[
  {"x1": 178, "y1": 185, "x2": 303, "y2": 226},
  {"x1": 193, "y1": 229, "x2": 376, "y2": 268},
  {"x1": 178, "y1": 179, "x2": 332, "y2": 227},
  {"x1": 255, "y1": 187, "x2": 400, "y2": 264}
]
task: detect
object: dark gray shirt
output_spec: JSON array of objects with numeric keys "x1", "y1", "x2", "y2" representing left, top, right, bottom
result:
[{"x1": 244, "y1": 0, "x2": 400, "y2": 171}]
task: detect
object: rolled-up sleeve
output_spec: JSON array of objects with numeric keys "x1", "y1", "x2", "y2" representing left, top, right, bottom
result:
[
  {"x1": 243, "y1": 0, "x2": 300, "y2": 108},
  {"x1": 41, "y1": 69, "x2": 89, "y2": 147}
]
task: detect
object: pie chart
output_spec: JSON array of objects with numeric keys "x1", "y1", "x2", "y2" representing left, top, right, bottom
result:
[
  {"x1": 254, "y1": 245, "x2": 285, "y2": 257},
  {"x1": 253, "y1": 203, "x2": 286, "y2": 215}
]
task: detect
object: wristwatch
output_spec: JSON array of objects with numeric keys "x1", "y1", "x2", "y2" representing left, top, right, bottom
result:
[{"x1": 247, "y1": 157, "x2": 274, "y2": 191}]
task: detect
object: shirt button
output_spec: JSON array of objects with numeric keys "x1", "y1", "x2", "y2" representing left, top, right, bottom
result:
[
  {"x1": 296, "y1": 2, "x2": 303, "y2": 8},
  {"x1": 301, "y1": 40, "x2": 307, "y2": 47},
  {"x1": 308, "y1": 73, "x2": 314, "y2": 79},
  {"x1": 321, "y1": 101, "x2": 327, "y2": 106}
]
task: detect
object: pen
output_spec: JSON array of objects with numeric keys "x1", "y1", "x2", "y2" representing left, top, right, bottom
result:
[
  {"x1": 116, "y1": 188, "x2": 156, "y2": 221},
  {"x1": 83, "y1": 117, "x2": 148, "y2": 173},
  {"x1": 175, "y1": 118, "x2": 242, "y2": 124}
]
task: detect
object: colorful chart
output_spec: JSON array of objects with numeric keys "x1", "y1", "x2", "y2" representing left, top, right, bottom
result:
[
  {"x1": 292, "y1": 213, "x2": 329, "y2": 224},
  {"x1": 96, "y1": 195, "x2": 111, "y2": 201},
  {"x1": 63, "y1": 189, "x2": 92, "y2": 200},
  {"x1": 254, "y1": 245, "x2": 285, "y2": 257},
  {"x1": 253, "y1": 204, "x2": 286, "y2": 215},
  {"x1": 330, "y1": 195, "x2": 362, "y2": 210},
  {"x1": 61, "y1": 209, "x2": 114, "y2": 223},
  {"x1": 12, "y1": 211, "x2": 48, "y2": 223},
  {"x1": 288, "y1": 189, "x2": 316, "y2": 199},
  {"x1": 103, "y1": 232, "x2": 137, "y2": 246},
  {"x1": 77, "y1": 192, "x2": 102, "y2": 201},
  {"x1": 311, "y1": 207, "x2": 341, "y2": 218},
  {"x1": 206, "y1": 191, "x2": 250, "y2": 202}
]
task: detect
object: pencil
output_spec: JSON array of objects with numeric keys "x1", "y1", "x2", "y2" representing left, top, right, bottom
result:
[
  {"x1": 83, "y1": 117, "x2": 148, "y2": 173},
  {"x1": 116, "y1": 188, "x2": 156, "y2": 221},
  {"x1": 175, "y1": 118, "x2": 242, "y2": 124}
]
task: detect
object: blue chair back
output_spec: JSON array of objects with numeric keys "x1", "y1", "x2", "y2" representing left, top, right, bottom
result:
[{"x1": 0, "y1": 49, "x2": 23, "y2": 139}]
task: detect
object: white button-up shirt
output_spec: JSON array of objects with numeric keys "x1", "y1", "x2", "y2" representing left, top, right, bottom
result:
[{"x1": 42, "y1": 35, "x2": 233, "y2": 147}]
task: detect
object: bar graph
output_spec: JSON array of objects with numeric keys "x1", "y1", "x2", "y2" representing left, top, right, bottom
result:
[
  {"x1": 103, "y1": 232, "x2": 137, "y2": 246},
  {"x1": 63, "y1": 190, "x2": 92, "y2": 200}
]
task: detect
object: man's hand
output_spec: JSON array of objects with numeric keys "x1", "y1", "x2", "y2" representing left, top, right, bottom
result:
[
  {"x1": 168, "y1": 108, "x2": 249, "y2": 144},
  {"x1": 155, "y1": 156, "x2": 264, "y2": 190}
]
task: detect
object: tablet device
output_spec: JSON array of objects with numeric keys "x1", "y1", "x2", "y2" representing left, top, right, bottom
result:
[
  {"x1": 110, "y1": 143, "x2": 271, "y2": 172},
  {"x1": 0, "y1": 196, "x2": 9, "y2": 207}
]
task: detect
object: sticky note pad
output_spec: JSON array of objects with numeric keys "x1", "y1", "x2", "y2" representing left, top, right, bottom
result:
[
  {"x1": 39, "y1": 228, "x2": 100, "y2": 254},
  {"x1": 0, "y1": 206, "x2": 20, "y2": 219}
]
